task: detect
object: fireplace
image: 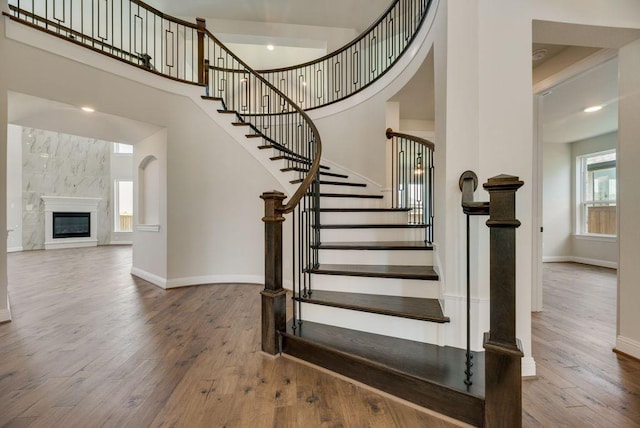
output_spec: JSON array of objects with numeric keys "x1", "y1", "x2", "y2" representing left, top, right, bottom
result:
[
  {"x1": 53, "y1": 212, "x2": 91, "y2": 239},
  {"x1": 41, "y1": 196, "x2": 101, "y2": 249}
]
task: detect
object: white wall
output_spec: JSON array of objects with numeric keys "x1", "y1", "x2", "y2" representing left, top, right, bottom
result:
[
  {"x1": 570, "y1": 132, "x2": 618, "y2": 267},
  {"x1": 6, "y1": 124, "x2": 22, "y2": 252},
  {"x1": 110, "y1": 145, "x2": 133, "y2": 244},
  {"x1": 132, "y1": 131, "x2": 167, "y2": 285},
  {"x1": 1, "y1": 15, "x2": 282, "y2": 293},
  {"x1": 543, "y1": 142, "x2": 572, "y2": 260},
  {"x1": 0, "y1": 16, "x2": 9, "y2": 321},
  {"x1": 617, "y1": 38, "x2": 640, "y2": 359}
]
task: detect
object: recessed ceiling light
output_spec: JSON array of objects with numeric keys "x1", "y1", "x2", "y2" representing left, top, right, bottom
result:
[
  {"x1": 584, "y1": 105, "x2": 603, "y2": 113},
  {"x1": 532, "y1": 49, "x2": 548, "y2": 62},
  {"x1": 266, "y1": 44, "x2": 275, "y2": 51},
  {"x1": 81, "y1": 106, "x2": 95, "y2": 113}
]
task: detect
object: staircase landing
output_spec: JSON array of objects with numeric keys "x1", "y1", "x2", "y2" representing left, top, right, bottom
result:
[{"x1": 281, "y1": 321, "x2": 485, "y2": 426}]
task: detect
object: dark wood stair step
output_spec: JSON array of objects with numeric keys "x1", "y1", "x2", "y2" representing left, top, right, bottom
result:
[
  {"x1": 282, "y1": 167, "x2": 348, "y2": 179},
  {"x1": 280, "y1": 321, "x2": 484, "y2": 426},
  {"x1": 316, "y1": 223, "x2": 427, "y2": 229},
  {"x1": 271, "y1": 155, "x2": 330, "y2": 170},
  {"x1": 201, "y1": 96, "x2": 224, "y2": 102},
  {"x1": 313, "y1": 193, "x2": 383, "y2": 199},
  {"x1": 217, "y1": 109, "x2": 237, "y2": 114},
  {"x1": 245, "y1": 134, "x2": 262, "y2": 139},
  {"x1": 296, "y1": 290, "x2": 448, "y2": 323},
  {"x1": 290, "y1": 179, "x2": 366, "y2": 187},
  {"x1": 314, "y1": 241, "x2": 433, "y2": 250},
  {"x1": 317, "y1": 208, "x2": 410, "y2": 212},
  {"x1": 308, "y1": 264, "x2": 438, "y2": 280}
]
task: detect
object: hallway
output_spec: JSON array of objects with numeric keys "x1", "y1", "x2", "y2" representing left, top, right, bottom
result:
[{"x1": 523, "y1": 262, "x2": 640, "y2": 426}]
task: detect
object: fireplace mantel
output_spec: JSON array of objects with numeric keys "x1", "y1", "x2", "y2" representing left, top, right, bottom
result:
[{"x1": 41, "y1": 196, "x2": 101, "y2": 250}]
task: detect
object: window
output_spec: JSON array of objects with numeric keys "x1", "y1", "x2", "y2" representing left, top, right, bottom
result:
[
  {"x1": 114, "y1": 143, "x2": 133, "y2": 154},
  {"x1": 114, "y1": 180, "x2": 133, "y2": 232},
  {"x1": 578, "y1": 150, "x2": 616, "y2": 235}
]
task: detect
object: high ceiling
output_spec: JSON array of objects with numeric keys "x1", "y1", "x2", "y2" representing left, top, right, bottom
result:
[
  {"x1": 145, "y1": 0, "x2": 391, "y2": 32},
  {"x1": 541, "y1": 57, "x2": 618, "y2": 144}
]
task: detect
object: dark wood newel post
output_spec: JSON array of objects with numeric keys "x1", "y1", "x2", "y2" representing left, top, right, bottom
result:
[
  {"x1": 260, "y1": 191, "x2": 287, "y2": 355},
  {"x1": 196, "y1": 17, "x2": 206, "y2": 85},
  {"x1": 483, "y1": 174, "x2": 524, "y2": 428}
]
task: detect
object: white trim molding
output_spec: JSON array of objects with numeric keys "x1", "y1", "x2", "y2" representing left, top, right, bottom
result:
[
  {"x1": 7, "y1": 246, "x2": 23, "y2": 253},
  {"x1": 0, "y1": 297, "x2": 11, "y2": 323},
  {"x1": 166, "y1": 275, "x2": 264, "y2": 289},
  {"x1": 615, "y1": 336, "x2": 640, "y2": 360},
  {"x1": 543, "y1": 256, "x2": 617, "y2": 269},
  {"x1": 135, "y1": 224, "x2": 160, "y2": 232},
  {"x1": 522, "y1": 356, "x2": 537, "y2": 378},
  {"x1": 131, "y1": 267, "x2": 167, "y2": 289}
]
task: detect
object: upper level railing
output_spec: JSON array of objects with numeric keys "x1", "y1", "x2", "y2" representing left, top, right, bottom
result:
[
  {"x1": 386, "y1": 128, "x2": 434, "y2": 242},
  {"x1": 258, "y1": 0, "x2": 433, "y2": 110},
  {"x1": 5, "y1": 0, "x2": 321, "y2": 213},
  {"x1": 7, "y1": 0, "x2": 204, "y2": 84}
]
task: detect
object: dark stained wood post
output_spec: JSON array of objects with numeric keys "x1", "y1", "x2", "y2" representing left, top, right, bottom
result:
[
  {"x1": 196, "y1": 17, "x2": 206, "y2": 85},
  {"x1": 260, "y1": 191, "x2": 287, "y2": 355},
  {"x1": 483, "y1": 174, "x2": 524, "y2": 428}
]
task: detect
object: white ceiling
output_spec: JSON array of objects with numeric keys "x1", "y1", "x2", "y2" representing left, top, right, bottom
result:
[
  {"x1": 8, "y1": 92, "x2": 161, "y2": 145},
  {"x1": 542, "y1": 58, "x2": 618, "y2": 144},
  {"x1": 145, "y1": 0, "x2": 391, "y2": 32}
]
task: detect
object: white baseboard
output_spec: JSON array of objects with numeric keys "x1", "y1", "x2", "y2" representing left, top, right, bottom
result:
[
  {"x1": 0, "y1": 296, "x2": 11, "y2": 323},
  {"x1": 542, "y1": 256, "x2": 571, "y2": 263},
  {"x1": 571, "y1": 257, "x2": 617, "y2": 269},
  {"x1": 543, "y1": 256, "x2": 617, "y2": 269},
  {"x1": 615, "y1": 335, "x2": 640, "y2": 360},
  {"x1": 131, "y1": 267, "x2": 167, "y2": 289},
  {"x1": 522, "y1": 356, "x2": 537, "y2": 377},
  {"x1": 165, "y1": 275, "x2": 264, "y2": 289},
  {"x1": 109, "y1": 241, "x2": 132, "y2": 245},
  {"x1": 7, "y1": 246, "x2": 23, "y2": 253}
]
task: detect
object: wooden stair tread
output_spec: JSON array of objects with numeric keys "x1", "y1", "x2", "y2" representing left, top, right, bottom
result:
[
  {"x1": 314, "y1": 241, "x2": 433, "y2": 250},
  {"x1": 318, "y1": 208, "x2": 411, "y2": 212},
  {"x1": 313, "y1": 193, "x2": 383, "y2": 199},
  {"x1": 271, "y1": 155, "x2": 330, "y2": 170},
  {"x1": 282, "y1": 167, "x2": 348, "y2": 179},
  {"x1": 296, "y1": 290, "x2": 448, "y2": 322},
  {"x1": 290, "y1": 179, "x2": 366, "y2": 187},
  {"x1": 316, "y1": 223, "x2": 428, "y2": 229},
  {"x1": 201, "y1": 96, "x2": 223, "y2": 101},
  {"x1": 281, "y1": 321, "x2": 484, "y2": 426},
  {"x1": 309, "y1": 264, "x2": 438, "y2": 280}
]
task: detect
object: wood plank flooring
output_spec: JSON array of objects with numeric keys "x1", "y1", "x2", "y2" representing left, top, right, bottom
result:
[
  {"x1": 2, "y1": 249, "x2": 639, "y2": 427},
  {"x1": 522, "y1": 262, "x2": 640, "y2": 427},
  {"x1": 0, "y1": 247, "x2": 459, "y2": 428}
]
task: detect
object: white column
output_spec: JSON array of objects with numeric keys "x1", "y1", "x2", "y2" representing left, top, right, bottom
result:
[{"x1": 617, "y1": 37, "x2": 640, "y2": 359}]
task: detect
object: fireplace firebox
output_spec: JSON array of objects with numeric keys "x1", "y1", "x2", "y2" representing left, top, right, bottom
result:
[{"x1": 52, "y1": 212, "x2": 91, "y2": 239}]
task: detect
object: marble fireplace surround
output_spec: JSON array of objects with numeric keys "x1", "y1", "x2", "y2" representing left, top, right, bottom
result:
[{"x1": 42, "y1": 196, "x2": 102, "y2": 250}]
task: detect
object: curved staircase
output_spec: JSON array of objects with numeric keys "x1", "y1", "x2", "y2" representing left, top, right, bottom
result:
[{"x1": 4, "y1": 0, "x2": 527, "y2": 425}]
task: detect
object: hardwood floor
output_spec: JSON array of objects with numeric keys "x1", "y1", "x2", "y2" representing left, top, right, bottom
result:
[
  {"x1": 0, "y1": 247, "x2": 459, "y2": 428},
  {"x1": 522, "y1": 262, "x2": 640, "y2": 427},
  {"x1": 2, "y1": 250, "x2": 639, "y2": 427}
]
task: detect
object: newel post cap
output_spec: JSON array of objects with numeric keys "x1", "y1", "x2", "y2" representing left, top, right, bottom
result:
[{"x1": 483, "y1": 174, "x2": 524, "y2": 192}]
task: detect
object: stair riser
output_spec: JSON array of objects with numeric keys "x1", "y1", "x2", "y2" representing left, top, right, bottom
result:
[
  {"x1": 320, "y1": 211, "x2": 408, "y2": 224},
  {"x1": 309, "y1": 274, "x2": 439, "y2": 299},
  {"x1": 320, "y1": 228, "x2": 427, "y2": 242},
  {"x1": 318, "y1": 249, "x2": 433, "y2": 266},
  {"x1": 299, "y1": 303, "x2": 442, "y2": 344},
  {"x1": 318, "y1": 197, "x2": 384, "y2": 209},
  {"x1": 319, "y1": 183, "x2": 371, "y2": 194}
]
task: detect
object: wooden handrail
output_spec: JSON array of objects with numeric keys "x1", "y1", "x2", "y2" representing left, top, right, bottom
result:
[
  {"x1": 386, "y1": 128, "x2": 435, "y2": 151},
  {"x1": 203, "y1": 28, "x2": 322, "y2": 214},
  {"x1": 459, "y1": 170, "x2": 490, "y2": 216}
]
